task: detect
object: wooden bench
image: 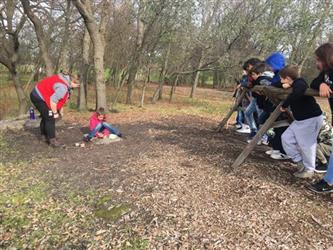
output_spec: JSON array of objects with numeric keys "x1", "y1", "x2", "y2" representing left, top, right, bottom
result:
[{"x1": 217, "y1": 85, "x2": 322, "y2": 168}]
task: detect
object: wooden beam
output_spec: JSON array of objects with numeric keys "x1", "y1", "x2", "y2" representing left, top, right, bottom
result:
[
  {"x1": 252, "y1": 85, "x2": 323, "y2": 98},
  {"x1": 232, "y1": 101, "x2": 284, "y2": 168},
  {"x1": 217, "y1": 88, "x2": 247, "y2": 132}
]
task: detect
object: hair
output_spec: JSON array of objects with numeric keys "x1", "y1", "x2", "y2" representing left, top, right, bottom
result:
[
  {"x1": 242, "y1": 58, "x2": 262, "y2": 70},
  {"x1": 60, "y1": 69, "x2": 80, "y2": 83},
  {"x1": 249, "y1": 62, "x2": 269, "y2": 75},
  {"x1": 279, "y1": 65, "x2": 300, "y2": 80},
  {"x1": 315, "y1": 43, "x2": 333, "y2": 71},
  {"x1": 96, "y1": 107, "x2": 106, "y2": 116}
]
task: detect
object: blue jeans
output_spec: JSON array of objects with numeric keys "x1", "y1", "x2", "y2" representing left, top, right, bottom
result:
[
  {"x1": 236, "y1": 109, "x2": 244, "y2": 125},
  {"x1": 245, "y1": 98, "x2": 260, "y2": 132},
  {"x1": 324, "y1": 148, "x2": 333, "y2": 185},
  {"x1": 88, "y1": 122, "x2": 119, "y2": 138}
]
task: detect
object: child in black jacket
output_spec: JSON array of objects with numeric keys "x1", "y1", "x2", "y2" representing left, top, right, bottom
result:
[{"x1": 280, "y1": 65, "x2": 323, "y2": 179}]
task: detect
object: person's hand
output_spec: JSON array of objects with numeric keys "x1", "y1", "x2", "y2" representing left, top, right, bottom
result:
[
  {"x1": 97, "y1": 132, "x2": 104, "y2": 138},
  {"x1": 71, "y1": 82, "x2": 80, "y2": 88},
  {"x1": 280, "y1": 107, "x2": 287, "y2": 112},
  {"x1": 53, "y1": 113, "x2": 60, "y2": 119},
  {"x1": 58, "y1": 108, "x2": 64, "y2": 117},
  {"x1": 319, "y1": 83, "x2": 332, "y2": 97}
]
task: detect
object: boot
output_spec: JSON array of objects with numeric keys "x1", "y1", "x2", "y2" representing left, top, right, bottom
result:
[{"x1": 48, "y1": 138, "x2": 65, "y2": 148}]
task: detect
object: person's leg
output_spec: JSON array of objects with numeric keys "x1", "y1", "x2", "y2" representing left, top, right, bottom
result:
[
  {"x1": 102, "y1": 122, "x2": 119, "y2": 135},
  {"x1": 281, "y1": 123, "x2": 302, "y2": 163},
  {"x1": 87, "y1": 123, "x2": 103, "y2": 139},
  {"x1": 30, "y1": 93, "x2": 54, "y2": 140},
  {"x1": 316, "y1": 143, "x2": 328, "y2": 165},
  {"x1": 316, "y1": 143, "x2": 331, "y2": 165},
  {"x1": 328, "y1": 97, "x2": 333, "y2": 125},
  {"x1": 244, "y1": 98, "x2": 258, "y2": 132},
  {"x1": 294, "y1": 115, "x2": 323, "y2": 172},
  {"x1": 272, "y1": 127, "x2": 288, "y2": 154},
  {"x1": 324, "y1": 152, "x2": 333, "y2": 185}
]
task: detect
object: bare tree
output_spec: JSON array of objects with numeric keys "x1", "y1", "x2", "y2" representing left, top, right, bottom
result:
[
  {"x1": 0, "y1": 0, "x2": 28, "y2": 114},
  {"x1": 72, "y1": 0, "x2": 110, "y2": 109},
  {"x1": 21, "y1": 0, "x2": 54, "y2": 76},
  {"x1": 77, "y1": 27, "x2": 90, "y2": 111}
]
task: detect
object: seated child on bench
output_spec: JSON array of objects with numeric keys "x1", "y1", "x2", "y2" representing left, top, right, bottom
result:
[{"x1": 84, "y1": 107, "x2": 122, "y2": 141}]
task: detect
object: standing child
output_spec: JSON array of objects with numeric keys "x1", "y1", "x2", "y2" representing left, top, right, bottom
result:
[
  {"x1": 84, "y1": 107, "x2": 122, "y2": 142},
  {"x1": 280, "y1": 65, "x2": 323, "y2": 178},
  {"x1": 240, "y1": 58, "x2": 262, "y2": 140}
]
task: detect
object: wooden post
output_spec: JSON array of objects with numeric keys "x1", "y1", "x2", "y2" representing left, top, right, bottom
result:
[
  {"x1": 217, "y1": 88, "x2": 247, "y2": 132},
  {"x1": 231, "y1": 101, "x2": 284, "y2": 168}
]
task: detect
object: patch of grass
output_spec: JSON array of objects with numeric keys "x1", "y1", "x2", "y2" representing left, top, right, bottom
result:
[
  {"x1": 95, "y1": 204, "x2": 130, "y2": 221},
  {"x1": 123, "y1": 238, "x2": 150, "y2": 250}
]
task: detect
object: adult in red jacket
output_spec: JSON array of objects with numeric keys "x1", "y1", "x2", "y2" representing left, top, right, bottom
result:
[{"x1": 30, "y1": 72, "x2": 79, "y2": 147}]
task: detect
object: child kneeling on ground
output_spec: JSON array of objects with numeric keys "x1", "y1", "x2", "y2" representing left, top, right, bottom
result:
[
  {"x1": 279, "y1": 65, "x2": 323, "y2": 179},
  {"x1": 84, "y1": 107, "x2": 122, "y2": 142}
]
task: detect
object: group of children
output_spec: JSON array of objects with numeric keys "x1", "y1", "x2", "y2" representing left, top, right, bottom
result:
[{"x1": 233, "y1": 42, "x2": 333, "y2": 194}]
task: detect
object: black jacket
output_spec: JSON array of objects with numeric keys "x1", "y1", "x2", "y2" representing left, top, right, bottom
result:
[
  {"x1": 282, "y1": 78, "x2": 322, "y2": 121},
  {"x1": 310, "y1": 69, "x2": 333, "y2": 90}
]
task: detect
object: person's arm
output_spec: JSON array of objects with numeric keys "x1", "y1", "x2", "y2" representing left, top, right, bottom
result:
[
  {"x1": 311, "y1": 72, "x2": 332, "y2": 97},
  {"x1": 310, "y1": 72, "x2": 325, "y2": 90},
  {"x1": 282, "y1": 80, "x2": 307, "y2": 109},
  {"x1": 50, "y1": 83, "x2": 68, "y2": 114}
]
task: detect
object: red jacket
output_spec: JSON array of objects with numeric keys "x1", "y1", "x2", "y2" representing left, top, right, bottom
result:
[
  {"x1": 36, "y1": 74, "x2": 70, "y2": 109},
  {"x1": 89, "y1": 112, "x2": 110, "y2": 136}
]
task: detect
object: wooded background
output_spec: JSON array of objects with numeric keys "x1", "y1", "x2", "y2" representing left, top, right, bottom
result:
[{"x1": 1, "y1": 0, "x2": 333, "y2": 116}]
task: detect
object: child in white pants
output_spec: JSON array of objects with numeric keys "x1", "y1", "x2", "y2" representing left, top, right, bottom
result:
[{"x1": 279, "y1": 65, "x2": 323, "y2": 178}]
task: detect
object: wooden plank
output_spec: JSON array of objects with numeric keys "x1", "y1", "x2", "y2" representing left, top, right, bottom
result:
[
  {"x1": 217, "y1": 88, "x2": 247, "y2": 132},
  {"x1": 270, "y1": 120, "x2": 290, "y2": 128},
  {"x1": 252, "y1": 85, "x2": 326, "y2": 98},
  {"x1": 232, "y1": 101, "x2": 284, "y2": 168}
]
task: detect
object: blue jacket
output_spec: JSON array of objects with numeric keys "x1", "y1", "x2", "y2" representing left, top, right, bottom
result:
[{"x1": 265, "y1": 52, "x2": 286, "y2": 87}]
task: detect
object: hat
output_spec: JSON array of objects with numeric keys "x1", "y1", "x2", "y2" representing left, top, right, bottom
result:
[{"x1": 265, "y1": 52, "x2": 285, "y2": 72}]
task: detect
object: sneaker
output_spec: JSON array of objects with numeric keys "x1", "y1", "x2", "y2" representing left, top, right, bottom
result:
[
  {"x1": 315, "y1": 162, "x2": 328, "y2": 173},
  {"x1": 293, "y1": 169, "x2": 314, "y2": 179},
  {"x1": 235, "y1": 124, "x2": 242, "y2": 129},
  {"x1": 83, "y1": 135, "x2": 92, "y2": 142},
  {"x1": 296, "y1": 161, "x2": 305, "y2": 173},
  {"x1": 236, "y1": 126, "x2": 251, "y2": 134},
  {"x1": 265, "y1": 149, "x2": 280, "y2": 155},
  {"x1": 308, "y1": 179, "x2": 333, "y2": 194},
  {"x1": 48, "y1": 138, "x2": 65, "y2": 148},
  {"x1": 261, "y1": 134, "x2": 269, "y2": 145},
  {"x1": 270, "y1": 153, "x2": 290, "y2": 160}
]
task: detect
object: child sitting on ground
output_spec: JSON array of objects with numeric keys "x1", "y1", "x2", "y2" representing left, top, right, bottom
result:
[
  {"x1": 84, "y1": 107, "x2": 122, "y2": 142},
  {"x1": 279, "y1": 65, "x2": 323, "y2": 178}
]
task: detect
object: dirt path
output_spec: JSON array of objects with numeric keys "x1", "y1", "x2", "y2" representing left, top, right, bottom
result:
[{"x1": 2, "y1": 113, "x2": 332, "y2": 249}]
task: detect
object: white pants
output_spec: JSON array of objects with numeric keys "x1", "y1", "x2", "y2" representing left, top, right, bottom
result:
[{"x1": 282, "y1": 115, "x2": 323, "y2": 171}]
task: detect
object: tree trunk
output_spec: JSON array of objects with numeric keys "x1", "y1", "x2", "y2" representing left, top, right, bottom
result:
[
  {"x1": 140, "y1": 67, "x2": 150, "y2": 108},
  {"x1": 72, "y1": 0, "x2": 108, "y2": 109},
  {"x1": 11, "y1": 68, "x2": 28, "y2": 115},
  {"x1": 111, "y1": 69, "x2": 128, "y2": 109},
  {"x1": 57, "y1": 1, "x2": 72, "y2": 72},
  {"x1": 189, "y1": 52, "x2": 203, "y2": 98},
  {"x1": 21, "y1": 0, "x2": 54, "y2": 76},
  {"x1": 126, "y1": 61, "x2": 139, "y2": 104},
  {"x1": 169, "y1": 74, "x2": 179, "y2": 103},
  {"x1": 78, "y1": 28, "x2": 90, "y2": 111},
  {"x1": 152, "y1": 42, "x2": 171, "y2": 102},
  {"x1": 92, "y1": 38, "x2": 106, "y2": 109}
]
